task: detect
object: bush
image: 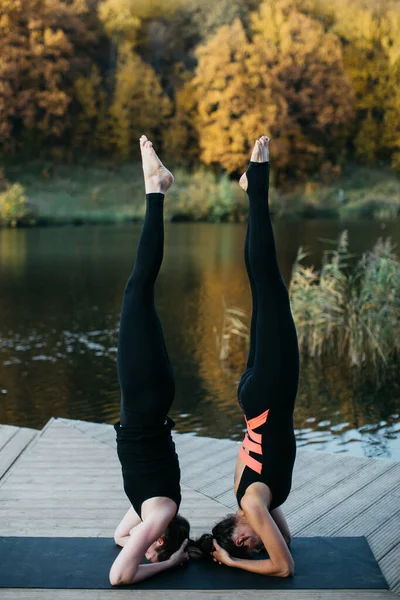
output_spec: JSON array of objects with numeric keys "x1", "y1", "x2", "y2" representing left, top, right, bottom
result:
[
  {"x1": 0, "y1": 183, "x2": 37, "y2": 226},
  {"x1": 169, "y1": 168, "x2": 248, "y2": 222}
]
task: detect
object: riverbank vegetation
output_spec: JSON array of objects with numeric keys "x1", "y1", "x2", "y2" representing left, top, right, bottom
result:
[
  {"x1": 1, "y1": 0, "x2": 400, "y2": 225},
  {"x1": 1, "y1": 162, "x2": 399, "y2": 226},
  {"x1": 219, "y1": 233, "x2": 400, "y2": 382}
]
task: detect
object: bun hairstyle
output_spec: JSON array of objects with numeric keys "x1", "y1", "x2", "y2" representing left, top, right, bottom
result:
[
  {"x1": 187, "y1": 514, "x2": 251, "y2": 561},
  {"x1": 186, "y1": 533, "x2": 214, "y2": 559}
]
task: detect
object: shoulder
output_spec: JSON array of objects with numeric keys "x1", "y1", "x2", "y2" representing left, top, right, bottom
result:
[
  {"x1": 142, "y1": 497, "x2": 177, "y2": 530},
  {"x1": 241, "y1": 482, "x2": 272, "y2": 514}
]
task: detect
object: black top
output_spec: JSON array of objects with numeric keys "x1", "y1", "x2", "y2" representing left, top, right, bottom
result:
[
  {"x1": 235, "y1": 411, "x2": 297, "y2": 511},
  {"x1": 114, "y1": 416, "x2": 181, "y2": 518}
]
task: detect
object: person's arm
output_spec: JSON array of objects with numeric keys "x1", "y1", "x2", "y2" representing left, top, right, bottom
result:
[
  {"x1": 270, "y1": 506, "x2": 291, "y2": 547},
  {"x1": 212, "y1": 497, "x2": 294, "y2": 577},
  {"x1": 114, "y1": 507, "x2": 142, "y2": 547},
  {"x1": 109, "y1": 504, "x2": 187, "y2": 585},
  {"x1": 110, "y1": 534, "x2": 188, "y2": 584}
]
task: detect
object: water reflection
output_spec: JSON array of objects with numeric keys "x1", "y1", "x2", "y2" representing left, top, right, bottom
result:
[{"x1": 0, "y1": 221, "x2": 399, "y2": 459}]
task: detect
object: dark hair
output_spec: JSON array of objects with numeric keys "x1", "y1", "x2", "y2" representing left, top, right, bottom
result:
[
  {"x1": 156, "y1": 514, "x2": 190, "y2": 562},
  {"x1": 187, "y1": 514, "x2": 251, "y2": 560}
]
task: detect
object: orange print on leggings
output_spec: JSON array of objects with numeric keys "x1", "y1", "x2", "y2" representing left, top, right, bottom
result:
[{"x1": 239, "y1": 409, "x2": 270, "y2": 474}]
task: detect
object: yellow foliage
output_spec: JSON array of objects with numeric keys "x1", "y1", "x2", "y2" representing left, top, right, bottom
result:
[
  {"x1": 0, "y1": 183, "x2": 29, "y2": 225},
  {"x1": 109, "y1": 42, "x2": 172, "y2": 159},
  {"x1": 0, "y1": 0, "x2": 93, "y2": 152},
  {"x1": 310, "y1": 0, "x2": 400, "y2": 166},
  {"x1": 73, "y1": 65, "x2": 109, "y2": 153},
  {"x1": 163, "y1": 79, "x2": 199, "y2": 165},
  {"x1": 99, "y1": 0, "x2": 183, "y2": 42},
  {"x1": 191, "y1": 4, "x2": 354, "y2": 180}
]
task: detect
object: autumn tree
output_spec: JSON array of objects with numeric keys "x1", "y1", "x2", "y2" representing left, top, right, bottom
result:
[
  {"x1": 162, "y1": 77, "x2": 199, "y2": 166},
  {"x1": 109, "y1": 42, "x2": 171, "y2": 159},
  {"x1": 190, "y1": 2, "x2": 354, "y2": 183},
  {"x1": 312, "y1": 0, "x2": 400, "y2": 168},
  {"x1": 250, "y1": 0, "x2": 355, "y2": 182},
  {"x1": 0, "y1": 0, "x2": 97, "y2": 157},
  {"x1": 98, "y1": 0, "x2": 184, "y2": 43},
  {"x1": 72, "y1": 65, "x2": 110, "y2": 154}
]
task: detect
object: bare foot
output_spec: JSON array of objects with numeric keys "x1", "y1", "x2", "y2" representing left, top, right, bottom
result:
[
  {"x1": 239, "y1": 136, "x2": 270, "y2": 192},
  {"x1": 140, "y1": 135, "x2": 174, "y2": 194}
]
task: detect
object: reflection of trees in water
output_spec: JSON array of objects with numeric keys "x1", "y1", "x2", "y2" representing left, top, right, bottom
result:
[
  {"x1": 0, "y1": 223, "x2": 399, "y2": 457},
  {"x1": 156, "y1": 223, "x2": 209, "y2": 424},
  {"x1": 164, "y1": 223, "x2": 250, "y2": 438}
]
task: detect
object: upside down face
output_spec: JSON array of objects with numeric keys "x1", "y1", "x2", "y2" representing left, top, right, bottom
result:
[{"x1": 145, "y1": 538, "x2": 164, "y2": 563}]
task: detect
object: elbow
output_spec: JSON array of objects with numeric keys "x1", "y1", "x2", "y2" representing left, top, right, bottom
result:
[
  {"x1": 109, "y1": 573, "x2": 121, "y2": 587},
  {"x1": 276, "y1": 559, "x2": 295, "y2": 578},
  {"x1": 109, "y1": 574, "x2": 132, "y2": 587},
  {"x1": 109, "y1": 568, "x2": 133, "y2": 587},
  {"x1": 113, "y1": 533, "x2": 123, "y2": 547}
]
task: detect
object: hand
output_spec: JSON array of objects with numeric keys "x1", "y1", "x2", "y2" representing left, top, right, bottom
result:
[
  {"x1": 169, "y1": 539, "x2": 189, "y2": 567},
  {"x1": 212, "y1": 539, "x2": 232, "y2": 567}
]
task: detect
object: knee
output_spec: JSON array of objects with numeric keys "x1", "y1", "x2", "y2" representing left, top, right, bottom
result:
[{"x1": 113, "y1": 528, "x2": 123, "y2": 547}]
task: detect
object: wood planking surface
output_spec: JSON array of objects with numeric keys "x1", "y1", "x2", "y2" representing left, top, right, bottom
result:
[
  {"x1": 60, "y1": 419, "x2": 400, "y2": 593},
  {"x1": 0, "y1": 425, "x2": 37, "y2": 480},
  {"x1": 1, "y1": 419, "x2": 399, "y2": 595},
  {"x1": 0, "y1": 419, "x2": 226, "y2": 540}
]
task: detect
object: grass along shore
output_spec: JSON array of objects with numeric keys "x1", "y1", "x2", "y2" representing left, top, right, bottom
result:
[
  {"x1": 1, "y1": 161, "x2": 399, "y2": 226},
  {"x1": 218, "y1": 232, "x2": 400, "y2": 383}
]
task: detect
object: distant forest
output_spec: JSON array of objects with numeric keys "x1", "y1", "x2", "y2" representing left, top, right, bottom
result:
[{"x1": 1, "y1": 0, "x2": 400, "y2": 184}]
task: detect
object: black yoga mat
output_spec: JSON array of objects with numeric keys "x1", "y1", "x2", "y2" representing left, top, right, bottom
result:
[{"x1": 0, "y1": 536, "x2": 388, "y2": 590}]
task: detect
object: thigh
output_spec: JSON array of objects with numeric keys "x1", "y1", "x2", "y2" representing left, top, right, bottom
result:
[
  {"x1": 251, "y1": 281, "x2": 298, "y2": 397},
  {"x1": 117, "y1": 287, "x2": 172, "y2": 401}
]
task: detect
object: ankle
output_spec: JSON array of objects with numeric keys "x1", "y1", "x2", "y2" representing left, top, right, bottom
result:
[{"x1": 145, "y1": 185, "x2": 166, "y2": 194}]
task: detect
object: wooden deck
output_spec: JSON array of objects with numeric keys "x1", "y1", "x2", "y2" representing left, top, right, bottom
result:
[{"x1": 0, "y1": 418, "x2": 399, "y2": 599}]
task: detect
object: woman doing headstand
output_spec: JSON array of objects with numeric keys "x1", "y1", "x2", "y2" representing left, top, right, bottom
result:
[
  {"x1": 196, "y1": 136, "x2": 300, "y2": 577},
  {"x1": 109, "y1": 136, "x2": 189, "y2": 586}
]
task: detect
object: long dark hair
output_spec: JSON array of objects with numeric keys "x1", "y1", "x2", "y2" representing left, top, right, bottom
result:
[
  {"x1": 157, "y1": 514, "x2": 190, "y2": 562},
  {"x1": 187, "y1": 514, "x2": 251, "y2": 560}
]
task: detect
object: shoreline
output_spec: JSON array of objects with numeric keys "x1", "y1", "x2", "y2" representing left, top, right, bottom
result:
[{"x1": 1, "y1": 161, "x2": 399, "y2": 227}]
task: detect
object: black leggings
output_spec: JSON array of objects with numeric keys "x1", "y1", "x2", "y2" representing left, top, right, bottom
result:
[
  {"x1": 117, "y1": 193, "x2": 175, "y2": 429},
  {"x1": 236, "y1": 161, "x2": 299, "y2": 510},
  {"x1": 238, "y1": 161, "x2": 299, "y2": 418}
]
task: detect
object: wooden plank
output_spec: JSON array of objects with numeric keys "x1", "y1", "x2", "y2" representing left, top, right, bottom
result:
[
  {"x1": 284, "y1": 457, "x2": 377, "y2": 518},
  {"x1": 0, "y1": 425, "x2": 19, "y2": 451},
  {"x1": 368, "y1": 511, "x2": 400, "y2": 562},
  {"x1": 297, "y1": 463, "x2": 400, "y2": 536},
  {"x1": 288, "y1": 460, "x2": 398, "y2": 535},
  {"x1": 185, "y1": 460, "x2": 234, "y2": 493},
  {"x1": 2, "y1": 419, "x2": 399, "y2": 596},
  {"x1": 213, "y1": 487, "x2": 237, "y2": 509},
  {"x1": 0, "y1": 428, "x2": 37, "y2": 480},
  {"x1": 335, "y1": 494, "x2": 400, "y2": 544},
  {"x1": 0, "y1": 420, "x2": 228, "y2": 541},
  {"x1": 379, "y1": 543, "x2": 400, "y2": 593}
]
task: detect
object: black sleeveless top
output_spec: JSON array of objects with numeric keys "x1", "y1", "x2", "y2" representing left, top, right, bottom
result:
[
  {"x1": 236, "y1": 404, "x2": 297, "y2": 511},
  {"x1": 114, "y1": 416, "x2": 181, "y2": 518}
]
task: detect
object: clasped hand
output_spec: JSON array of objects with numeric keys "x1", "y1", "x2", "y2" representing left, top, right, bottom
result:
[{"x1": 211, "y1": 539, "x2": 232, "y2": 566}]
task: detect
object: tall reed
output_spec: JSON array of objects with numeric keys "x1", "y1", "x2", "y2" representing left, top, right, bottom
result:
[
  {"x1": 289, "y1": 232, "x2": 400, "y2": 378},
  {"x1": 218, "y1": 232, "x2": 399, "y2": 381}
]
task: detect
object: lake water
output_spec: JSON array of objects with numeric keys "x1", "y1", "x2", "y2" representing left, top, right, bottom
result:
[{"x1": 0, "y1": 220, "x2": 399, "y2": 459}]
